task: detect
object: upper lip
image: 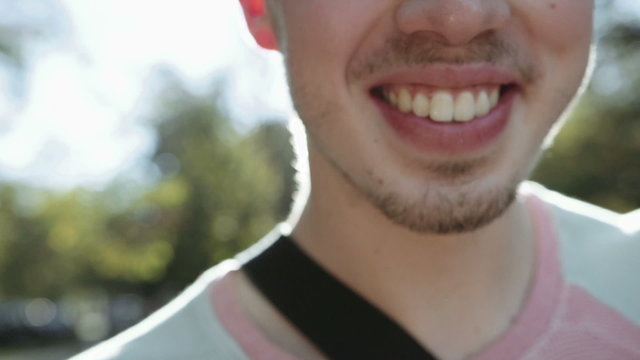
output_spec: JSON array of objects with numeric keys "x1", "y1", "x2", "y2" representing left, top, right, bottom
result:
[{"x1": 366, "y1": 64, "x2": 522, "y2": 90}]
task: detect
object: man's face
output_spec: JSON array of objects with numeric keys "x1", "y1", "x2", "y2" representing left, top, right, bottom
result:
[{"x1": 268, "y1": 0, "x2": 594, "y2": 233}]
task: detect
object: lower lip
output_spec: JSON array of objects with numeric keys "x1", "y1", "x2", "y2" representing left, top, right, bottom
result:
[{"x1": 373, "y1": 88, "x2": 517, "y2": 155}]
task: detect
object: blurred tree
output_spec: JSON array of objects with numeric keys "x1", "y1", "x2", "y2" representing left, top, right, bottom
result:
[
  {"x1": 84, "y1": 74, "x2": 296, "y2": 295},
  {"x1": 247, "y1": 121, "x2": 297, "y2": 217},
  {"x1": 0, "y1": 0, "x2": 68, "y2": 99},
  {"x1": 532, "y1": 18, "x2": 640, "y2": 212},
  {"x1": 0, "y1": 184, "x2": 109, "y2": 298},
  {"x1": 0, "y1": 25, "x2": 23, "y2": 69},
  {"x1": 0, "y1": 74, "x2": 295, "y2": 299}
]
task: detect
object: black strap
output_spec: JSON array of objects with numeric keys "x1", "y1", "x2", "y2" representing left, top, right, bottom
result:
[{"x1": 242, "y1": 235, "x2": 439, "y2": 360}]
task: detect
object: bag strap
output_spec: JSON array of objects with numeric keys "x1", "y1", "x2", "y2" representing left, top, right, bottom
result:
[{"x1": 242, "y1": 235, "x2": 439, "y2": 360}]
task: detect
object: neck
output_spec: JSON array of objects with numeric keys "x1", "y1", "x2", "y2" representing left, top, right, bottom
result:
[{"x1": 289, "y1": 151, "x2": 536, "y2": 359}]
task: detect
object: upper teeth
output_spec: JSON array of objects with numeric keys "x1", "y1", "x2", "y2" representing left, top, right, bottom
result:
[{"x1": 383, "y1": 86, "x2": 501, "y2": 123}]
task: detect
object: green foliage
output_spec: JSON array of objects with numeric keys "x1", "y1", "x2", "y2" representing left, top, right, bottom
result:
[
  {"x1": 0, "y1": 22, "x2": 33, "y2": 71},
  {"x1": 0, "y1": 78, "x2": 295, "y2": 299},
  {"x1": 143, "y1": 79, "x2": 293, "y2": 290},
  {"x1": 532, "y1": 20, "x2": 640, "y2": 212}
]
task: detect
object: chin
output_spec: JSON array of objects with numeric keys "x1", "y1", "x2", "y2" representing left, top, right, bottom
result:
[{"x1": 360, "y1": 173, "x2": 521, "y2": 235}]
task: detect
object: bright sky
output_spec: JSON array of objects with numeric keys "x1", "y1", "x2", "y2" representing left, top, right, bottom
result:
[
  {"x1": 0, "y1": 0, "x2": 290, "y2": 189},
  {"x1": 0, "y1": 0, "x2": 638, "y2": 190}
]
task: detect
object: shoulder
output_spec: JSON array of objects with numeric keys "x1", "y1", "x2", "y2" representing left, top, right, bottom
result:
[
  {"x1": 524, "y1": 182, "x2": 640, "y2": 325},
  {"x1": 70, "y1": 261, "x2": 249, "y2": 360}
]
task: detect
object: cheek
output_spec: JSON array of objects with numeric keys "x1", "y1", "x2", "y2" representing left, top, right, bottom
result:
[
  {"x1": 282, "y1": 1, "x2": 351, "y2": 63},
  {"x1": 519, "y1": 0, "x2": 593, "y2": 54},
  {"x1": 281, "y1": 0, "x2": 389, "y2": 137},
  {"x1": 511, "y1": 2, "x2": 594, "y2": 147},
  {"x1": 516, "y1": 0, "x2": 593, "y2": 104},
  {"x1": 281, "y1": 0, "x2": 386, "y2": 81}
]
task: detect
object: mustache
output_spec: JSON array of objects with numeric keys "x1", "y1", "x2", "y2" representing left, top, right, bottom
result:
[{"x1": 349, "y1": 33, "x2": 536, "y2": 84}]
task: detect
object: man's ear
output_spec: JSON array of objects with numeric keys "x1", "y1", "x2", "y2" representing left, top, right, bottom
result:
[{"x1": 239, "y1": 0, "x2": 279, "y2": 50}]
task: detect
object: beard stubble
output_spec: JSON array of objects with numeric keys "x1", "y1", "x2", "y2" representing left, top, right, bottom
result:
[{"x1": 296, "y1": 32, "x2": 535, "y2": 234}]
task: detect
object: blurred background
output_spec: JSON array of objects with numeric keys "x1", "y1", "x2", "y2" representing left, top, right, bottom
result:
[{"x1": 0, "y1": 0, "x2": 638, "y2": 359}]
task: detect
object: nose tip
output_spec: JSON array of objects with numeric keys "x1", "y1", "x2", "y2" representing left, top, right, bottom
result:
[{"x1": 396, "y1": 0, "x2": 510, "y2": 45}]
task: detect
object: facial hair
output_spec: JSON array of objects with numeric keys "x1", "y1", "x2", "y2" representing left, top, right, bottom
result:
[{"x1": 300, "y1": 32, "x2": 537, "y2": 234}]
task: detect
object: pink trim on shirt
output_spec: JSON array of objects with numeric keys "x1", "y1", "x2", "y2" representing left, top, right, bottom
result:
[
  {"x1": 210, "y1": 194, "x2": 640, "y2": 359},
  {"x1": 474, "y1": 194, "x2": 640, "y2": 359},
  {"x1": 211, "y1": 272, "x2": 296, "y2": 360},
  {"x1": 472, "y1": 194, "x2": 564, "y2": 359},
  {"x1": 522, "y1": 287, "x2": 640, "y2": 359}
]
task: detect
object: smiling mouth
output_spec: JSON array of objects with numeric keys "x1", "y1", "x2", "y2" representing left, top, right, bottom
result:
[{"x1": 372, "y1": 84, "x2": 517, "y2": 123}]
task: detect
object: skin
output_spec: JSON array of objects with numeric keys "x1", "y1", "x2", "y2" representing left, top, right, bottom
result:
[{"x1": 237, "y1": 0, "x2": 594, "y2": 359}]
